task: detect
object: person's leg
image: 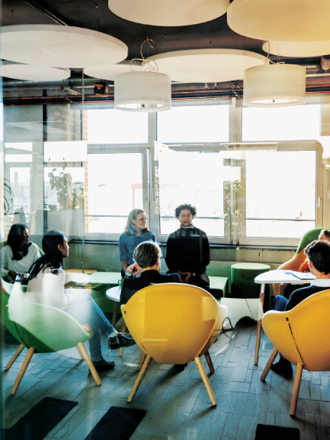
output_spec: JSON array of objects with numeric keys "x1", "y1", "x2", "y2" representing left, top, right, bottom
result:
[
  {"x1": 273, "y1": 295, "x2": 288, "y2": 311},
  {"x1": 270, "y1": 295, "x2": 292, "y2": 379},
  {"x1": 189, "y1": 273, "x2": 210, "y2": 289}
]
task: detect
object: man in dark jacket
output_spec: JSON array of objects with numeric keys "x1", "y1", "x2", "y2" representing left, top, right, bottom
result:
[{"x1": 165, "y1": 203, "x2": 210, "y2": 289}]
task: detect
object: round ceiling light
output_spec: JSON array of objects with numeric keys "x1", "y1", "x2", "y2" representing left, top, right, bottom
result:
[
  {"x1": 243, "y1": 64, "x2": 306, "y2": 107},
  {"x1": 262, "y1": 40, "x2": 330, "y2": 58},
  {"x1": 228, "y1": 0, "x2": 330, "y2": 42},
  {"x1": 115, "y1": 72, "x2": 171, "y2": 112},
  {"x1": 0, "y1": 25, "x2": 128, "y2": 68},
  {"x1": 0, "y1": 62, "x2": 70, "y2": 81},
  {"x1": 143, "y1": 49, "x2": 267, "y2": 83},
  {"x1": 108, "y1": 0, "x2": 229, "y2": 26},
  {"x1": 84, "y1": 61, "x2": 142, "y2": 81}
]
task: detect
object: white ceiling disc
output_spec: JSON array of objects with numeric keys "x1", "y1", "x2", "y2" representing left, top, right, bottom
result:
[
  {"x1": 228, "y1": 0, "x2": 330, "y2": 42},
  {"x1": 0, "y1": 62, "x2": 70, "y2": 81},
  {"x1": 0, "y1": 25, "x2": 128, "y2": 68},
  {"x1": 262, "y1": 41, "x2": 330, "y2": 58},
  {"x1": 143, "y1": 49, "x2": 267, "y2": 83},
  {"x1": 84, "y1": 61, "x2": 142, "y2": 81},
  {"x1": 108, "y1": 0, "x2": 229, "y2": 26}
]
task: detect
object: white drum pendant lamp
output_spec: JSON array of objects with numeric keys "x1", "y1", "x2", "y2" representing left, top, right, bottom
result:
[
  {"x1": 243, "y1": 64, "x2": 306, "y2": 107},
  {"x1": 115, "y1": 71, "x2": 171, "y2": 112}
]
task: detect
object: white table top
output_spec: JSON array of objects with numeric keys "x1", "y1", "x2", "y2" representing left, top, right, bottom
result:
[
  {"x1": 105, "y1": 286, "x2": 121, "y2": 302},
  {"x1": 65, "y1": 271, "x2": 121, "y2": 285},
  {"x1": 254, "y1": 269, "x2": 315, "y2": 284}
]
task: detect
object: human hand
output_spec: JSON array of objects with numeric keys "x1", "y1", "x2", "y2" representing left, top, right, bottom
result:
[
  {"x1": 179, "y1": 271, "x2": 193, "y2": 283},
  {"x1": 126, "y1": 263, "x2": 142, "y2": 277},
  {"x1": 8, "y1": 271, "x2": 16, "y2": 282}
]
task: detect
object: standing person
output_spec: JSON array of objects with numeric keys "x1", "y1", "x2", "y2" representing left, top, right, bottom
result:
[
  {"x1": 165, "y1": 204, "x2": 210, "y2": 289},
  {"x1": 271, "y1": 239, "x2": 330, "y2": 379},
  {"x1": 119, "y1": 209, "x2": 155, "y2": 275},
  {"x1": 26, "y1": 230, "x2": 135, "y2": 372},
  {"x1": 1, "y1": 223, "x2": 41, "y2": 282},
  {"x1": 121, "y1": 241, "x2": 181, "y2": 304}
]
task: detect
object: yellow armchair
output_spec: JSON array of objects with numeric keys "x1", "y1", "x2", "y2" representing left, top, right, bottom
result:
[
  {"x1": 260, "y1": 289, "x2": 330, "y2": 416},
  {"x1": 121, "y1": 283, "x2": 228, "y2": 407}
]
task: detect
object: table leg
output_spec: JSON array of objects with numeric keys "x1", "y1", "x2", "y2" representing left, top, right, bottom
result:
[
  {"x1": 254, "y1": 283, "x2": 265, "y2": 365},
  {"x1": 111, "y1": 301, "x2": 119, "y2": 326}
]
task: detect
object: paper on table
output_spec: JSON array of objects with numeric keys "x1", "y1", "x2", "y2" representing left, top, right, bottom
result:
[{"x1": 285, "y1": 270, "x2": 315, "y2": 280}]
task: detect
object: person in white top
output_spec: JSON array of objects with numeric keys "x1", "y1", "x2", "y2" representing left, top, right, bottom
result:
[
  {"x1": 1, "y1": 223, "x2": 40, "y2": 282},
  {"x1": 26, "y1": 230, "x2": 135, "y2": 372}
]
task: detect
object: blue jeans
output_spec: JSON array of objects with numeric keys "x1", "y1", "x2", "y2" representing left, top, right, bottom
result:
[
  {"x1": 65, "y1": 295, "x2": 115, "y2": 361},
  {"x1": 273, "y1": 295, "x2": 288, "y2": 311}
]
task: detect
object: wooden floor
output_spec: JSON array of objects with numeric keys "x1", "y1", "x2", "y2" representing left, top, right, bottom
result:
[{"x1": 1, "y1": 320, "x2": 330, "y2": 440}]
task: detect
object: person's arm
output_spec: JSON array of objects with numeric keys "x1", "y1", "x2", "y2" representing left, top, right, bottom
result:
[
  {"x1": 273, "y1": 249, "x2": 307, "y2": 295},
  {"x1": 202, "y1": 233, "x2": 210, "y2": 268},
  {"x1": 120, "y1": 260, "x2": 128, "y2": 272},
  {"x1": 165, "y1": 235, "x2": 178, "y2": 273}
]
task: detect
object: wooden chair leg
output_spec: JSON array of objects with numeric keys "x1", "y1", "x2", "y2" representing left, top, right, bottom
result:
[
  {"x1": 254, "y1": 285, "x2": 265, "y2": 365},
  {"x1": 138, "y1": 352, "x2": 147, "y2": 370},
  {"x1": 77, "y1": 342, "x2": 101, "y2": 386},
  {"x1": 260, "y1": 347, "x2": 279, "y2": 381},
  {"x1": 111, "y1": 302, "x2": 119, "y2": 326},
  {"x1": 5, "y1": 344, "x2": 25, "y2": 371},
  {"x1": 204, "y1": 351, "x2": 215, "y2": 374},
  {"x1": 194, "y1": 356, "x2": 217, "y2": 407},
  {"x1": 127, "y1": 354, "x2": 152, "y2": 403},
  {"x1": 11, "y1": 347, "x2": 34, "y2": 395},
  {"x1": 290, "y1": 362, "x2": 303, "y2": 417},
  {"x1": 76, "y1": 344, "x2": 85, "y2": 360},
  {"x1": 119, "y1": 321, "x2": 126, "y2": 357}
]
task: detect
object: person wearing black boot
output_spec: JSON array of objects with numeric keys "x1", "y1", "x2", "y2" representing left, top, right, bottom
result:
[{"x1": 271, "y1": 239, "x2": 330, "y2": 379}]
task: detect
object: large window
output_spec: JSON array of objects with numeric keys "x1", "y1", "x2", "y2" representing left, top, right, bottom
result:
[
  {"x1": 2, "y1": 102, "x2": 324, "y2": 246},
  {"x1": 87, "y1": 152, "x2": 144, "y2": 234},
  {"x1": 157, "y1": 104, "x2": 230, "y2": 143}
]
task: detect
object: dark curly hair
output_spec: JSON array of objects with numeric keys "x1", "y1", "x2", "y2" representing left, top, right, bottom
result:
[{"x1": 174, "y1": 204, "x2": 197, "y2": 219}]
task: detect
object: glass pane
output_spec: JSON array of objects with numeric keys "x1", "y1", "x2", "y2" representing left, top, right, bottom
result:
[
  {"x1": 87, "y1": 153, "x2": 143, "y2": 233},
  {"x1": 157, "y1": 105, "x2": 230, "y2": 143},
  {"x1": 245, "y1": 150, "x2": 316, "y2": 238},
  {"x1": 158, "y1": 150, "x2": 224, "y2": 236},
  {"x1": 44, "y1": 166, "x2": 86, "y2": 237},
  {"x1": 9, "y1": 167, "x2": 31, "y2": 216},
  {"x1": 242, "y1": 104, "x2": 321, "y2": 141},
  {"x1": 87, "y1": 109, "x2": 148, "y2": 144}
]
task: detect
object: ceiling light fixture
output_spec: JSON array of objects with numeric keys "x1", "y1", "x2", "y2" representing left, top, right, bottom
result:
[
  {"x1": 114, "y1": 39, "x2": 171, "y2": 112},
  {"x1": 243, "y1": 63, "x2": 306, "y2": 107},
  {"x1": 227, "y1": 0, "x2": 330, "y2": 42},
  {"x1": 109, "y1": 0, "x2": 229, "y2": 27}
]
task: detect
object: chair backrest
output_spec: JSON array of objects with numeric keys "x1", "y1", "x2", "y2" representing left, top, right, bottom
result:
[
  {"x1": 296, "y1": 228, "x2": 327, "y2": 254},
  {"x1": 7, "y1": 282, "x2": 91, "y2": 353},
  {"x1": 262, "y1": 289, "x2": 330, "y2": 371},
  {"x1": 121, "y1": 283, "x2": 227, "y2": 364}
]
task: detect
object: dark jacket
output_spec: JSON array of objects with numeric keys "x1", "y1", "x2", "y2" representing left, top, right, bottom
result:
[
  {"x1": 120, "y1": 270, "x2": 181, "y2": 304},
  {"x1": 285, "y1": 284, "x2": 329, "y2": 311},
  {"x1": 165, "y1": 225, "x2": 210, "y2": 274}
]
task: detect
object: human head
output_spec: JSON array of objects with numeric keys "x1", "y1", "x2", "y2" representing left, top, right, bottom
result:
[
  {"x1": 7, "y1": 223, "x2": 29, "y2": 251},
  {"x1": 125, "y1": 209, "x2": 148, "y2": 233},
  {"x1": 305, "y1": 240, "x2": 330, "y2": 274},
  {"x1": 175, "y1": 204, "x2": 197, "y2": 227},
  {"x1": 318, "y1": 229, "x2": 330, "y2": 242},
  {"x1": 133, "y1": 241, "x2": 161, "y2": 270},
  {"x1": 42, "y1": 230, "x2": 69, "y2": 259}
]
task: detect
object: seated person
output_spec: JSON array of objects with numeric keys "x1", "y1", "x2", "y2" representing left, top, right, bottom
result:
[
  {"x1": 165, "y1": 204, "x2": 210, "y2": 289},
  {"x1": 271, "y1": 239, "x2": 330, "y2": 379},
  {"x1": 27, "y1": 230, "x2": 134, "y2": 372},
  {"x1": 1, "y1": 223, "x2": 41, "y2": 283},
  {"x1": 274, "y1": 228, "x2": 330, "y2": 298},
  {"x1": 121, "y1": 241, "x2": 181, "y2": 304},
  {"x1": 119, "y1": 209, "x2": 155, "y2": 276}
]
